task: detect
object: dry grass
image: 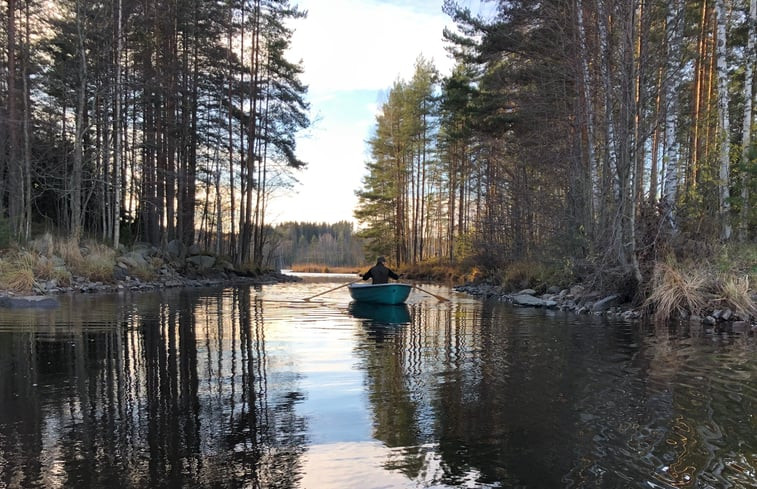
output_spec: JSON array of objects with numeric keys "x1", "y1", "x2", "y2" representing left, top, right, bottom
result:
[
  {"x1": 645, "y1": 262, "x2": 709, "y2": 322},
  {"x1": 714, "y1": 275, "x2": 756, "y2": 320},
  {"x1": 0, "y1": 252, "x2": 38, "y2": 293},
  {"x1": 79, "y1": 241, "x2": 116, "y2": 282},
  {"x1": 401, "y1": 260, "x2": 462, "y2": 283},
  {"x1": 55, "y1": 237, "x2": 84, "y2": 269}
]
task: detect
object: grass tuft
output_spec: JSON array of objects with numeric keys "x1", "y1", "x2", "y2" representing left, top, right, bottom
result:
[
  {"x1": 0, "y1": 252, "x2": 38, "y2": 293},
  {"x1": 645, "y1": 262, "x2": 708, "y2": 322},
  {"x1": 714, "y1": 275, "x2": 756, "y2": 320}
]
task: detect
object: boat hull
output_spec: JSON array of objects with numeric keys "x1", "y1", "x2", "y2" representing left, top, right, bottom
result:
[{"x1": 348, "y1": 283, "x2": 412, "y2": 305}]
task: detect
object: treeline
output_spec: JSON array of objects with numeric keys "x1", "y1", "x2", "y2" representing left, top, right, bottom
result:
[
  {"x1": 273, "y1": 221, "x2": 364, "y2": 268},
  {"x1": 356, "y1": 0, "x2": 755, "y2": 294},
  {"x1": 1, "y1": 0, "x2": 308, "y2": 267}
]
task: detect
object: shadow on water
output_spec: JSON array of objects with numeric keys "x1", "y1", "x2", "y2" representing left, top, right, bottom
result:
[{"x1": 0, "y1": 282, "x2": 755, "y2": 489}]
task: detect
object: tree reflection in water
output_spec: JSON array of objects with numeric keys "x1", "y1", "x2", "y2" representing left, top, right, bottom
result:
[
  {"x1": 0, "y1": 288, "x2": 307, "y2": 488},
  {"x1": 0, "y1": 285, "x2": 755, "y2": 489}
]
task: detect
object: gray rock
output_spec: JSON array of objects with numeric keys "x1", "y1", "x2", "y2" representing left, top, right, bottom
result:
[
  {"x1": 517, "y1": 288, "x2": 537, "y2": 296},
  {"x1": 165, "y1": 239, "x2": 186, "y2": 261},
  {"x1": 592, "y1": 294, "x2": 621, "y2": 313},
  {"x1": 547, "y1": 286, "x2": 562, "y2": 294},
  {"x1": 187, "y1": 244, "x2": 202, "y2": 256},
  {"x1": 187, "y1": 255, "x2": 216, "y2": 269},
  {"x1": 118, "y1": 251, "x2": 149, "y2": 269},
  {"x1": 510, "y1": 294, "x2": 556, "y2": 308},
  {"x1": 570, "y1": 285, "x2": 585, "y2": 297}
]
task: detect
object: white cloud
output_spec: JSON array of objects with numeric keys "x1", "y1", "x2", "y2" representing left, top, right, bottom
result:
[
  {"x1": 290, "y1": 0, "x2": 454, "y2": 94},
  {"x1": 270, "y1": 0, "x2": 458, "y2": 224}
]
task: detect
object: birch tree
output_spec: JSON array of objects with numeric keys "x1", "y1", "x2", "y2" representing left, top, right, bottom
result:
[
  {"x1": 740, "y1": 0, "x2": 756, "y2": 241},
  {"x1": 661, "y1": 0, "x2": 685, "y2": 233},
  {"x1": 715, "y1": 0, "x2": 732, "y2": 240}
]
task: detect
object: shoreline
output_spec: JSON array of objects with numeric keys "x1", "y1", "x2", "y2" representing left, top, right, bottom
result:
[{"x1": 454, "y1": 282, "x2": 757, "y2": 334}]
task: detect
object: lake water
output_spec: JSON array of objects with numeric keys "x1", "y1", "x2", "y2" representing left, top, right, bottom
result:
[{"x1": 0, "y1": 274, "x2": 755, "y2": 488}]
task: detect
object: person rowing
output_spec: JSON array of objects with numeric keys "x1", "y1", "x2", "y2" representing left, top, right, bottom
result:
[{"x1": 360, "y1": 256, "x2": 399, "y2": 284}]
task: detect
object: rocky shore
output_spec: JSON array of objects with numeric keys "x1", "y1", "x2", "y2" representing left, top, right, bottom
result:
[
  {"x1": 0, "y1": 238, "x2": 300, "y2": 308},
  {"x1": 454, "y1": 282, "x2": 757, "y2": 334}
]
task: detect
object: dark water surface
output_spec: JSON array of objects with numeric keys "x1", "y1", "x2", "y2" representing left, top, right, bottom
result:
[{"x1": 0, "y1": 274, "x2": 755, "y2": 488}]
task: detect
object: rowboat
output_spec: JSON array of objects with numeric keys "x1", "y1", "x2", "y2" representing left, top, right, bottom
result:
[{"x1": 347, "y1": 283, "x2": 412, "y2": 305}]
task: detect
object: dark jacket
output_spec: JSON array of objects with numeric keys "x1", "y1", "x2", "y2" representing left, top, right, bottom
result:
[{"x1": 362, "y1": 263, "x2": 399, "y2": 284}]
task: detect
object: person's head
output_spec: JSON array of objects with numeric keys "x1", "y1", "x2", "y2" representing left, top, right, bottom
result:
[{"x1": 376, "y1": 256, "x2": 386, "y2": 265}]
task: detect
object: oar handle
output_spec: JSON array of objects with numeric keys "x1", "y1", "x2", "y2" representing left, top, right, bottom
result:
[{"x1": 303, "y1": 279, "x2": 361, "y2": 301}]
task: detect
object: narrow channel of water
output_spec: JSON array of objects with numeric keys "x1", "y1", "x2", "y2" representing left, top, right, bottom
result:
[{"x1": 0, "y1": 275, "x2": 754, "y2": 488}]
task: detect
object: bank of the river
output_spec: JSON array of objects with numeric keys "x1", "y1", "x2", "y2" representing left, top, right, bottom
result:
[
  {"x1": 454, "y1": 281, "x2": 756, "y2": 333},
  {"x1": 0, "y1": 236, "x2": 300, "y2": 306}
]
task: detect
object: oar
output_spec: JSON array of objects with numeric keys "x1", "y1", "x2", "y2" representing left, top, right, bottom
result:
[
  {"x1": 412, "y1": 284, "x2": 450, "y2": 302},
  {"x1": 303, "y1": 280, "x2": 360, "y2": 302}
]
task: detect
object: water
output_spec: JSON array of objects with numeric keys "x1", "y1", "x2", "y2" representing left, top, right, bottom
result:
[{"x1": 0, "y1": 274, "x2": 754, "y2": 488}]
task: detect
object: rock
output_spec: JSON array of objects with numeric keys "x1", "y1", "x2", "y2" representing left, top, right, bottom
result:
[
  {"x1": 113, "y1": 266, "x2": 129, "y2": 281},
  {"x1": 547, "y1": 285, "x2": 562, "y2": 294},
  {"x1": 703, "y1": 316, "x2": 717, "y2": 325},
  {"x1": 720, "y1": 309, "x2": 733, "y2": 321},
  {"x1": 0, "y1": 295, "x2": 59, "y2": 309},
  {"x1": 592, "y1": 294, "x2": 621, "y2": 313},
  {"x1": 118, "y1": 251, "x2": 149, "y2": 269},
  {"x1": 186, "y1": 255, "x2": 216, "y2": 269},
  {"x1": 510, "y1": 294, "x2": 557, "y2": 308},
  {"x1": 187, "y1": 243, "x2": 202, "y2": 256},
  {"x1": 517, "y1": 288, "x2": 537, "y2": 296},
  {"x1": 165, "y1": 239, "x2": 186, "y2": 261},
  {"x1": 621, "y1": 310, "x2": 638, "y2": 321},
  {"x1": 731, "y1": 321, "x2": 749, "y2": 333},
  {"x1": 217, "y1": 260, "x2": 236, "y2": 272}
]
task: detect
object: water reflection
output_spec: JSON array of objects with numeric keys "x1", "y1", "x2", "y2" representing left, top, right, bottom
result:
[{"x1": 0, "y1": 282, "x2": 754, "y2": 489}]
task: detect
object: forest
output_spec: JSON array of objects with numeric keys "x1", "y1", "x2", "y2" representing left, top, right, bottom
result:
[
  {"x1": 1, "y1": 0, "x2": 755, "y2": 308},
  {"x1": 355, "y1": 0, "x2": 755, "y2": 301},
  {"x1": 1, "y1": 0, "x2": 308, "y2": 268},
  {"x1": 273, "y1": 221, "x2": 364, "y2": 268}
]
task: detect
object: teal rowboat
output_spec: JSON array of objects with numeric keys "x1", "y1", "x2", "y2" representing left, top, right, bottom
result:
[{"x1": 347, "y1": 283, "x2": 412, "y2": 305}]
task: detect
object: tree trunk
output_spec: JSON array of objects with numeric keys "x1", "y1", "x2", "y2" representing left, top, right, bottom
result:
[
  {"x1": 739, "y1": 0, "x2": 755, "y2": 241},
  {"x1": 715, "y1": 0, "x2": 732, "y2": 240},
  {"x1": 662, "y1": 0, "x2": 685, "y2": 233},
  {"x1": 71, "y1": 0, "x2": 88, "y2": 240},
  {"x1": 113, "y1": 0, "x2": 123, "y2": 248},
  {"x1": 6, "y1": 0, "x2": 22, "y2": 237}
]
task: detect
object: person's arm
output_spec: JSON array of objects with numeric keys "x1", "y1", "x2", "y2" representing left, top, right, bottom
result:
[
  {"x1": 361, "y1": 269, "x2": 372, "y2": 281},
  {"x1": 388, "y1": 269, "x2": 399, "y2": 280}
]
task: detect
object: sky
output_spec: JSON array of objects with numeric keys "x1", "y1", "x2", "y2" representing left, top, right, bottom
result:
[{"x1": 267, "y1": 0, "x2": 462, "y2": 225}]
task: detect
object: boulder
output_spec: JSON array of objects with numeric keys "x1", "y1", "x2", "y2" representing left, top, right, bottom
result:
[
  {"x1": 186, "y1": 255, "x2": 216, "y2": 269},
  {"x1": 187, "y1": 243, "x2": 202, "y2": 256},
  {"x1": 118, "y1": 251, "x2": 149, "y2": 269},
  {"x1": 165, "y1": 239, "x2": 186, "y2": 261}
]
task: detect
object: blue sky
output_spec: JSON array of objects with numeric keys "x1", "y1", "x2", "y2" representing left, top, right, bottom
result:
[{"x1": 269, "y1": 0, "x2": 481, "y2": 225}]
